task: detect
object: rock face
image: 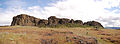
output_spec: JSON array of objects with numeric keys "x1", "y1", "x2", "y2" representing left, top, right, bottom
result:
[
  {"x1": 69, "y1": 19, "x2": 74, "y2": 24},
  {"x1": 11, "y1": 14, "x2": 103, "y2": 28},
  {"x1": 48, "y1": 16, "x2": 59, "y2": 25},
  {"x1": 38, "y1": 19, "x2": 48, "y2": 26},
  {"x1": 83, "y1": 21, "x2": 103, "y2": 28},
  {"x1": 48, "y1": 16, "x2": 72, "y2": 25},
  {"x1": 74, "y1": 20, "x2": 83, "y2": 25},
  {"x1": 59, "y1": 18, "x2": 70, "y2": 24},
  {"x1": 11, "y1": 14, "x2": 48, "y2": 26}
]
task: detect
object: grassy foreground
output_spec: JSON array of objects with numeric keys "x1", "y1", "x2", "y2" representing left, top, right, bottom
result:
[{"x1": 0, "y1": 26, "x2": 119, "y2": 44}]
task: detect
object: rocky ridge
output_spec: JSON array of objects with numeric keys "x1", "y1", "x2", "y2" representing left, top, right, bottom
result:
[{"x1": 11, "y1": 14, "x2": 104, "y2": 28}]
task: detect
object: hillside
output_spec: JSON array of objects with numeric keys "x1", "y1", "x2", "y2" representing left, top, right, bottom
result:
[{"x1": 0, "y1": 26, "x2": 120, "y2": 44}]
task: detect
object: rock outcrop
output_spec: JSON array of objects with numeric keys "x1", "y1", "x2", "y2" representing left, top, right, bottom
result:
[
  {"x1": 11, "y1": 14, "x2": 48, "y2": 26},
  {"x1": 74, "y1": 20, "x2": 83, "y2": 25},
  {"x1": 83, "y1": 21, "x2": 103, "y2": 28},
  {"x1": 59, "y1": 18, "x2": 70, "y2": 24},
  {"x1": 48, "y1": 16, "x2": 60, "y2": 25},
  {"x1": 11, "y1": 14, "x2": 104, "y2": 28},
  {"x1": 69, "y1": 19, "x2": 74, "y2": 24},
  {"x1": 38, "y1": 19, "x2": 48, "y2": 26}
]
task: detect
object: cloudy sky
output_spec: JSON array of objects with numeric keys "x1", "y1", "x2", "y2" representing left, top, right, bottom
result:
[{"x1": 0, "y1": 0, "x2": 120, "y2": 27}]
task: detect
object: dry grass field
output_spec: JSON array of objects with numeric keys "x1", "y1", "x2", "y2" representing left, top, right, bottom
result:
[{"x1": 0, "y1": 26, "x2": 120, "y2": 44}]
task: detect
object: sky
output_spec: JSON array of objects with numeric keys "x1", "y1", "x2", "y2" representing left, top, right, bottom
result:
[{"x1": 0, "y1": 0, "x2": 120, "y2": 27}]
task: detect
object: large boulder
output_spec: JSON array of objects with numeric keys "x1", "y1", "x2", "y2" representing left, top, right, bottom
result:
[
  {"x1": 83, "y1": 21, "x2": 103, "y2": 28},
  {"x1": 11, "y1": 14, "x2": 48, "y2": 26}
]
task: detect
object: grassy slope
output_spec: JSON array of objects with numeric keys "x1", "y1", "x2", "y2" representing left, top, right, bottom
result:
[{"x1": 0, "y1": 26, "x2": 119, "y2": 44}]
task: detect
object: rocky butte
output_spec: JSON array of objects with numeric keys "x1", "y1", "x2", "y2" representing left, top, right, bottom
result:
[{"x1": 11, "y1": 14, "x2": 104, "y2": 28}]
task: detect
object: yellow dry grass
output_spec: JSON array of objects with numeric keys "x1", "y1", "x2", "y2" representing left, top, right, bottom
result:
[{"x1": 0, "y1": 26, "x2": 119, "y2": 44}]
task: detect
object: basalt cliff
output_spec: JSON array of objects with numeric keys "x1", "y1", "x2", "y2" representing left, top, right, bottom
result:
[{"x1": 11, "y1": 14, "x2": 103, "y2": 28}]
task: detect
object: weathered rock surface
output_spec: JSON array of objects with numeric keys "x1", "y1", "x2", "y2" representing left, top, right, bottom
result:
[
  {"x1": 74, "y1": 20, "x2": 83, "y2": 25},
  {"x1": 48, "y1": 16, "x2": 71, "y2": 25},
  {"x1": 11, "y1": 14, "x2": 48, "y2": 26},
  {"x1": 11, "y1": 14, "x2": 103, "y2": 28},
  {"x1": 69, "y1": 19, "x2": 74, "y2": 24},
  {"x1": 59, "y1": 18, "x2": 70, "y2": 24},
  {"x1": 83, "y1": 21, "x2": 103, "y2": 28},
  {"x1": 48, "y1": 16, "x2": 60, "y2": 25},
  {"x1": 38, "y1": 19, "x2": 48, "y2": 26}
]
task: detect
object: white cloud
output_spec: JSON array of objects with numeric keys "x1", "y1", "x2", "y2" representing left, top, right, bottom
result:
[
  {"x1": 0, "y1": 0, "x2": 120, "y2": 27},
  {"x1": 0, "y1": 0, "x2": 45, "y2": 26},
  {"x1": 42, "y1": 0, "x2": 120, "y2": 27},
  {"x1": 0, "y1": 6, "x2": 46, "y2": 26},
  {"x1": 96, "y1": 16, "x2": 120, "y2": 27}
]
